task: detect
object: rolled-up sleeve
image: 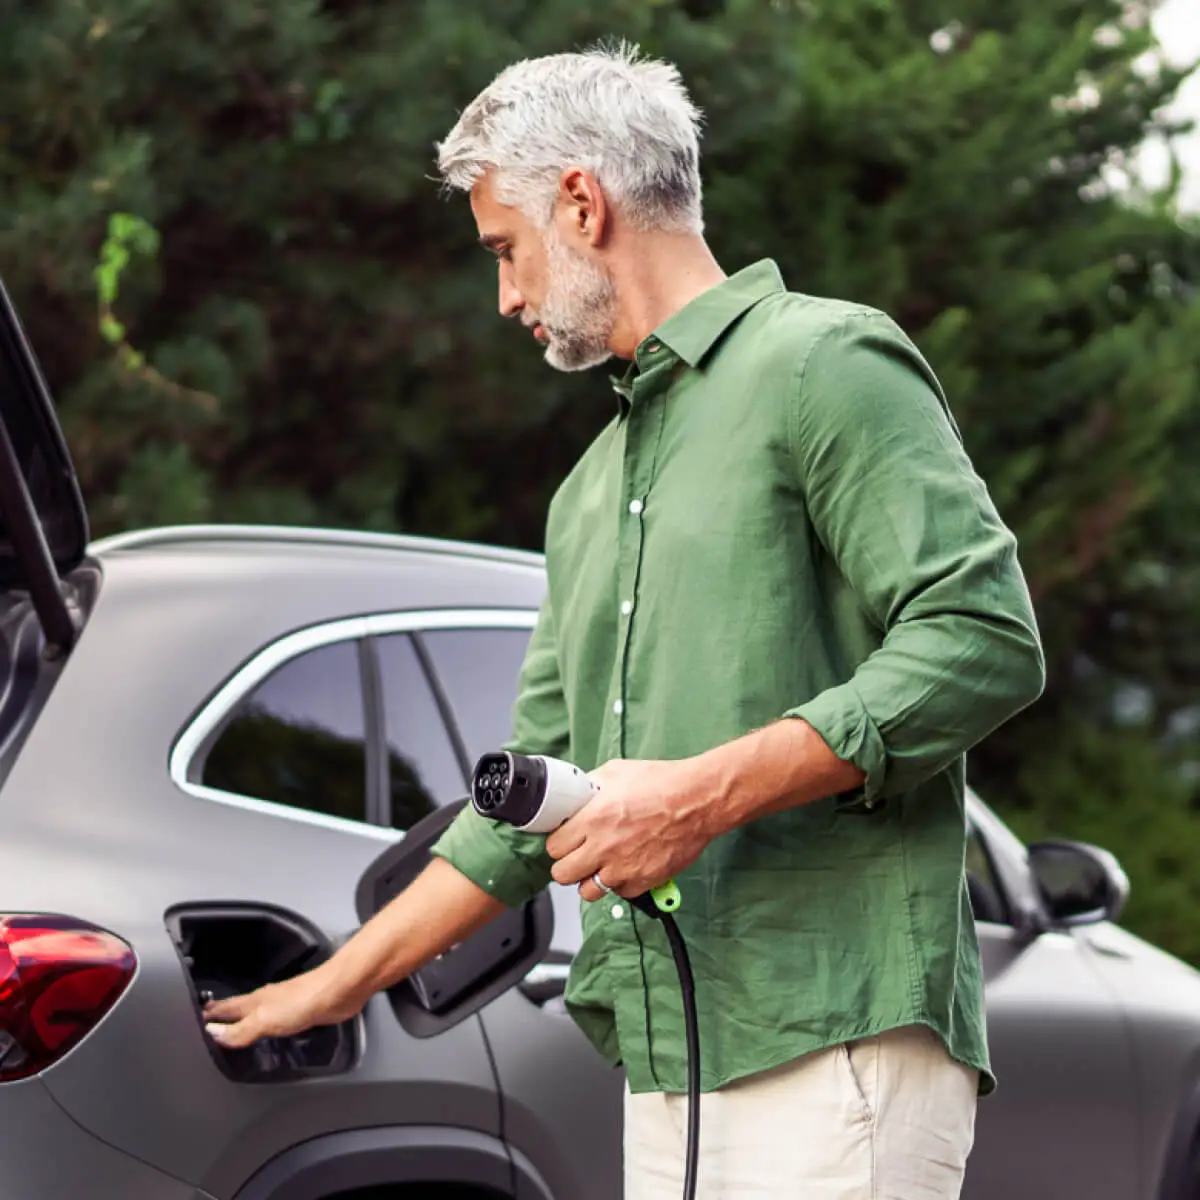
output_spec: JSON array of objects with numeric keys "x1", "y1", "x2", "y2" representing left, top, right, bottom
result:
[
  {"x1": 429, "y1": 590, "x2": 568, "y2": 907},
  {"x1": 783, "y1": 312, "x2": 1045, "y2": 801}
]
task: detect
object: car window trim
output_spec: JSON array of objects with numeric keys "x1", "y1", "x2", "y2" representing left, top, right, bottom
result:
[
  {"x1": 358, "y1": 636, "x2": 388, "y2": 828},
  {"x1": 169, "y1": 608, "x2": 539, "y2": 841},
  {"x1": 965, "y1": 792, "x2": 1048, "y2": 936},
  {"x1": 965, "y1": 816, "x2": 1015, "y2": 928},
  {"x1": 408, "y1": 630, "x2": 474, "y2": 786}
]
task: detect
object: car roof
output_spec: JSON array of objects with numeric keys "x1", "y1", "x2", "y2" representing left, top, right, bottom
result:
[
  {"x1": 90, "y1": 523, "x2": 547, "y2": 571},
  {"x1": 87, "y1": 523, "x2": 549, "y2": 611}
]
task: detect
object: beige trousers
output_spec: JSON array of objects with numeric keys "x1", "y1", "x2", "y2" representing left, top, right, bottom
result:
[{"x1": 623, "y1": 1024, "x2": 978, "y2": 1199}]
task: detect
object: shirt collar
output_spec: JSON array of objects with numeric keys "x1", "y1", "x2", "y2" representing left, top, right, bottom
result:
[
  {"x1": 653, "y1": 258, "x2": 785, "y2": 368},
  {"x1": 609, "y1": 259, "x2": 786, "y2": 405}
]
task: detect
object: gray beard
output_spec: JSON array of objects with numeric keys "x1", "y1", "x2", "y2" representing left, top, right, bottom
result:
[{"x1": 536, "y1": 232, "x2": 618, "y2": 372}]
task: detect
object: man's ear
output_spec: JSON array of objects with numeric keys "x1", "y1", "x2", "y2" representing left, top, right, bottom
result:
[{"x1": 558, "y1": 166, "x2": 609, "y2": 248}]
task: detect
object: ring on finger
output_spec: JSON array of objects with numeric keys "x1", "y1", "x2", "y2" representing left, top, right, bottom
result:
[{"x1": 592, "y1": 871, "x2": 613, "y2": 895}]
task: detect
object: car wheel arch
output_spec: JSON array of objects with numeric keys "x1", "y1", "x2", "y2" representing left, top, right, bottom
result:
[{"x1": 227, "y1": 1124, "x2": 555, "y2": 1200}]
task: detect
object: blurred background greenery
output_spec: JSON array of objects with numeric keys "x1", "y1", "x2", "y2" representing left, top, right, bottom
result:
[{"x1": 1, "y1": 0, "x2": 1198, "y2": 961}]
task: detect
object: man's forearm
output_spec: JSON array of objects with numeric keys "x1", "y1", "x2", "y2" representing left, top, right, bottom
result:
[
  {"x1": 695, "y1": 718, "x2": 866, "y2": 839},
  {"x1": 317, "y1": 857, "x2": 507, "y2": 1019}
]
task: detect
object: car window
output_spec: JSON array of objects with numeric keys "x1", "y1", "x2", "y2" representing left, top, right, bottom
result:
[
  {"x1": 417, "y1": 627, "x2": 533, "y2": 762},
  {"x1": 966, "y1": 823, "x2": 1011, "y2": 925},
  {"x1": 201, "y1": 640, "x2": 368, "y2": 823},
  {"x1": 374, "y1": 634, "x2": 468, "y2": 830}
]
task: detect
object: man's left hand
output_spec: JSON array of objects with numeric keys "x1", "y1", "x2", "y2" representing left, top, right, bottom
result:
[{"x1": 545, "y1": 757, "x2": 717, "y2": 903}]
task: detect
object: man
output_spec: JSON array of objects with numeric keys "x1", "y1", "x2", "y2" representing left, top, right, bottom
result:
[{"x1": 204, "y1": 42, "x2": 1045, "y2": 1198}]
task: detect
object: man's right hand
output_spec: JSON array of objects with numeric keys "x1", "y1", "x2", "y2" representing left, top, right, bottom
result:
[{"x1": 203, "y1": 966, "x2": 350, "y2": 1049}]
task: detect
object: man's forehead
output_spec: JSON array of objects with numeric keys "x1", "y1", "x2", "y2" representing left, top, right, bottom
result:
[
  {"x1": 470, "y1": 171, "x2": 507, "y2": 218},
  {"x1": 470, "y1": 175, "x2": 531, "y2": 244}
]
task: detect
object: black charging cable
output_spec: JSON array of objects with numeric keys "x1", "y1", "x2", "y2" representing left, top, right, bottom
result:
[{"x1": 629, "y1": 896, "x2": 700, "y2": 1200}]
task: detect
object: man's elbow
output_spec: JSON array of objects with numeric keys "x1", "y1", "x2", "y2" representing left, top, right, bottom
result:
[
  {"x1": 996, "y1": 621, "x2": 1047, "y2": 721},
  {"x1": 1018, "y1": 640, "x2": 1047, "y2": 711}
]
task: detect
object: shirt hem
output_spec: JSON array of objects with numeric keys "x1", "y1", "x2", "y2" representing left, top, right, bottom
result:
[{"x1": 606, "y1": 1015, "x2": 995, "y2": 1099}]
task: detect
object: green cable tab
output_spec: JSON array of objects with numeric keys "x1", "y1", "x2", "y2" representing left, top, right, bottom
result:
[{"x1": 651, "y1": 879, "x2": 682, "y2": 913}]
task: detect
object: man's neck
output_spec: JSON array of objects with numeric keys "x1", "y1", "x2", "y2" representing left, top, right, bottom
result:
[{"x1": 609, "y1": 235, "x2": 727, "y2": 358}]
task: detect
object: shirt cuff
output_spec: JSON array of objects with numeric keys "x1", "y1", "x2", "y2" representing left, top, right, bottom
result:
[
  {"x1": 430, "y1": 803, "x2": 554, "y2": 909},
  {"x1": 783, "y1": 680, "x2": 889, "y2": 805}
]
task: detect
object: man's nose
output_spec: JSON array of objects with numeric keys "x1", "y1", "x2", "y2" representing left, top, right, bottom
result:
[{"x1": 498, "y1": 263, "x2": 524, "y2": 319}]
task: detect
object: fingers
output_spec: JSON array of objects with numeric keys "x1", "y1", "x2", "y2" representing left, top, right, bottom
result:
[
  {"x1": 550, "y1": 840, "x2": 602, "y2": 887},
  {"x1": 578, "y1": 874, "x2": 648, "y2": 904},
  {"x1": 205, "y1": 1017, "x2": 260, "y2": 1049},
  {"x1": 202, "y1": 993, "x2": 251, "y2": 1022},
  {"x1": 202, "y1": 990, "x2": 264, "y2": 1049},
  {"x1": 577, "y1": 877, "x2": 607, "y2": 903}
]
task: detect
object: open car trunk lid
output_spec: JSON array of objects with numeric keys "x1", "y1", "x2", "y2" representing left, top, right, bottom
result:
[{"x1": 0, "y1": 276, "x2": 89, "y2": 652}]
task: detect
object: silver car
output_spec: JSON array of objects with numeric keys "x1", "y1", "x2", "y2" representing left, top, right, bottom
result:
[{"x1": 1, "y1": 275, "x2": 1199, "y2": 1200}]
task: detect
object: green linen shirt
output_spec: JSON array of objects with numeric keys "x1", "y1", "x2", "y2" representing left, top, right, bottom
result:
[{"x1": 431, "y1": 259, "x2": 1045, "y2": 1097}]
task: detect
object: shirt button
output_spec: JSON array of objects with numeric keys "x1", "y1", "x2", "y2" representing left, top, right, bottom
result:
[
  {"x1": 621, "y1": 600, "x2": 633, "y2": 616},
  {"x1": 628, "y1": 499, "x2": 644, "y2": 515},
  {"x1": 612, "y1": 699, "x2": 624, "y2": 716},
  {"x1": 612, "y1": 904, "x2": 625, "y2": 920}
]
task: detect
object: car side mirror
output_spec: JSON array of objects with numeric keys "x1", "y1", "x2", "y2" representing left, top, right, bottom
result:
[
  {"x1": 1027, "y1": 839, "x2": 1129, "y2": 927},
  {"x1": 354, "y1": 799, "x2": 554, "y2": 1037}
]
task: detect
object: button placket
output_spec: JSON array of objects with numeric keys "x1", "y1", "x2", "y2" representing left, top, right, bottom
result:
[
  {"x1": 611, "y1": 369, "x2": 671, "y2": 759},
  {"x1": 611, "y1": 361, "x2": 673, "y2": 1095},
  {"x1": 611, "y1": 383, "x2": 654, "y2": 756}
]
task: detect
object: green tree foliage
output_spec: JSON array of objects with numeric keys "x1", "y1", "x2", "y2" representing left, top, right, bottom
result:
[{"x1": 1, "y1": 1, "x2": 1198, "y2": 954}]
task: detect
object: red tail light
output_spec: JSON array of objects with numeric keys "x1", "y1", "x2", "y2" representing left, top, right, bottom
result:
[{"x1": 0, "y1": 915, "x2": 136, "y2": 1082}]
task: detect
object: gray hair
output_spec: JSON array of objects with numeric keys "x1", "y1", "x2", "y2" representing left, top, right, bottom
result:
[{"x1": 436, "y1": 41, "x2": 705, "y2": 235}]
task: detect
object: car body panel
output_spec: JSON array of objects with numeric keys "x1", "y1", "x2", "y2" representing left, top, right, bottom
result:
[
  {"x1": 480, "y1": 992, "x2": 626, "y2": 1200},
  {"x1": 963, "y1": 811, "x2": 1200, "y2": 1200},
  {"x1": 965, "y1": 921, "x2": 1140, "y2": 1199},
  {"x1": 1076, "y1": 923, "x2": 1200, "y2": 1198},
  {"x1": 0, "y1": 1077, "x2": 214, "y2": 1199}
]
